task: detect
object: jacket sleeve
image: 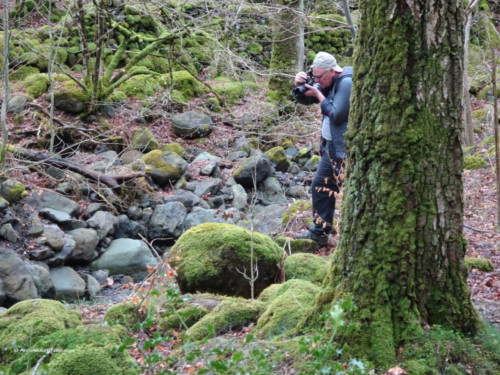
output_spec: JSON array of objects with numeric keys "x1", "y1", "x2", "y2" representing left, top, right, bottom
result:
[{"x1": 320, "y1": 77, "x2": 352, "y2": 127}]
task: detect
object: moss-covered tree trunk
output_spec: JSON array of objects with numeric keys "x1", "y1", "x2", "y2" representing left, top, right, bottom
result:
[
  {"x1": 268, "y1": 0, "x2": 302, "y2": 107},
  {"x1": 302, "y1": 0, "x2": 481, "y2": 366}
]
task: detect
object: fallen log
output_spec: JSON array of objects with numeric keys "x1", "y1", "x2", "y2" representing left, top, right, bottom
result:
[{"x1": 7, "y1": 145, "x2": 145, "y2": 189}]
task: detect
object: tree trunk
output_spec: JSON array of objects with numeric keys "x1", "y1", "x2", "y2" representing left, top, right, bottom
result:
[
  {"x1": 302, "y1": 0, "x2": 480, "y2": 366},
  {"x1": 268, "y1": 0, "x2": 301, "y2": 107},
  {"x1": 463, "y1": 0, "x2": 480, "y2": 146},
  {"x1": 1, "y1": 0, "x2": 9, "y2": 164}
]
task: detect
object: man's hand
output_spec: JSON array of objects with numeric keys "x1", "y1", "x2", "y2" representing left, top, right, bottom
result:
[
  {"x1": 304, "y1": 84, "x2": 325, "y2": 102},
  {"x1": 294, "y1": 72, "x2": 308, "y2": 86}
]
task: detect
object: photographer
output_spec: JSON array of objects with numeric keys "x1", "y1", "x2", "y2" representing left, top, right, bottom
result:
[{"x1": 293, "y1": 52, "x2": 353, "y2": 247}]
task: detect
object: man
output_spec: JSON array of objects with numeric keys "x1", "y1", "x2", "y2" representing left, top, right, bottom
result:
[{"x1": 292, "y1": 52, "x2": 353, "y2": 247}]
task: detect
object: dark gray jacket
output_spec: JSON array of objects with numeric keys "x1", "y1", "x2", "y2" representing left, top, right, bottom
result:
[{"x1": 294, "y1": 67, "x2": 353, "y2": 159}]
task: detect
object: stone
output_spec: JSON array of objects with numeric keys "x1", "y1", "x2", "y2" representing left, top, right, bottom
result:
[
  {"x1": 50, "y1": 267, "x2": 86, "y2": 300},
  {"x1": 172, "y1": 111, "x2": 213, "y2": 139},
  {"x1": 66, "y1": 228, "x2": 99, "y2": 264},
  {"x1": 86, "y1": 211, "x2": 119, "y2": 240},
  {"x1": 0, "y1": 249, "x2": 39, "y2": 303},
  {"x1": 91, "y1": 238, "x2": 158, "y2": 281},
  {"x1": 7, "y1": 95, "x2": 28, "y2": 113},
  {"x1": 147, "y1": 202, "x2": 186, "y2": 242},
  {"x1": 256, "y1": 177, "x2": 287, "y2": 205},
  {"x1": 232, "y1": 153, "x2": 274, "y2": 189}
]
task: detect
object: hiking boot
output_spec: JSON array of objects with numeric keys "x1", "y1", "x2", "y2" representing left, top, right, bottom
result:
[{"x1": 293, "y1": 230, "x2": 329, "y2": 247}]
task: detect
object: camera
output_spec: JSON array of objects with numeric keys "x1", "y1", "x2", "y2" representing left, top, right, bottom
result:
[{"x1": 293, "y1": 69, "x2": 316, "y2": 98}]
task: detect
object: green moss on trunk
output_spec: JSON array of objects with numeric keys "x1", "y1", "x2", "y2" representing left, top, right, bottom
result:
[{"x1": 299, "y1": 0, "x2": 481, "y2": 368}]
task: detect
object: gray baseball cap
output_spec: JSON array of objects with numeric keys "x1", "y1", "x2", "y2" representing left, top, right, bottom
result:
[{"x1": 311, "y1": 52, "x2": 343, "y2": 72}]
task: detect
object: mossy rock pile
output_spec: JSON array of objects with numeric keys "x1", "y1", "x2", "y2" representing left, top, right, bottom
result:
[
  {"x1": 284, "y1": 253, "x2": 329, "y2": 285},
  {"x1": 1, "y1": 299, "x2": 138, "y2": 374},
  {"x1": 169, "y1": 223, "x2": 284, "y2": 298},
  {"x1": 256, "y1": 279, "x2": 320, "y2": 337}
]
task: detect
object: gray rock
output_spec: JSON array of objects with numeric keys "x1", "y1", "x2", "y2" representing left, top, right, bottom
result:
[
  {"x1": 0, "y1": 249, "x2": 39, "y2": 303},
  {"x1": 49, "y1": 266, "x2": 86, "y2": 300},
  {"x1": 82, "y1": 203, "x2": 104, "y2": 220},
  {"x1": 286, "y1": 186, "x2": 307, "y2": 198},
  {"x1": 232, "y1": 154, "x2": 274, "y2": 189},
  {"x1": 53, "y1": 89, "x2": 86, "y2": 114},
  {"x1": 120, "y1": 150, "x2": 144, "y2": 165},
  {"x1": 192, "y1": 152, "x2": 222, "y2": 164},
  {"x1": 82, "y1": 274, "x2": 101, "y2": 297},
  {"x1": 66, "y1": 228, "x2": 99, "y2": 264},
  {"x1": 172, "y1": 111, "x2": 213, "y2": 139},
  {"x1": 46, "y1": 236, "x2": 76, "y2": 267},
  {"x1": 0, "y1": 224, "x2": 20, "y2": 243},
  {"x1": 193, "y1": 178, "x2": 223, "y2": 197},
  {"x1": 257, "y1": 177, "x2": 287, "y2": 205},
  {"x1": 148, "y1": 202, "x2": 186, "y2": 242},
  {"x1": 39, "y1": 208, "x2": 86, "y2": 230},
  {"x1": 29, "y1": 263, "x2": 55, "y2": 298},
  {"x1": 27, "y1": 213, "x2": 44, "y2": 237},
  {"x1": 7, "y1": 95, "x2": 28, "y2": 113},
  {"x1": 184, "y1": 207, "x2": 234, "y2": 231},
  {"x1": 240, "y1": 204, "x2": 286, "y2": 235},
  {"x1": 28, "y1": 246, "x2": 54, "y2": 260},
  {"x1": 0, "y1": 279, "x2": 5, "y2": 305},
  {"x1": 86, "y1": 211, "x2": 119, "y2": 240},
  {"x1": 46, "y1": 166, "x2": 66, "y2": 180},
  {"x1": 91, "y1": 238, "x2": 158, "y2": 281},
  {"x1": 233, "y1": 136, "x2": 251, "y2": 153},
  {"x1": 161, "y1": 189, "x2": 210, "y2": 212},
  {"x1": 36, "y1": 190, "x2": 80, "y2": 217},
  {"x1": 227, "y1": 150, "x2": 248, "y2": 162},
  {"x1": 43, "y1": 225, "x2": 66, "y2": 251},
  {"x1": 231, "y1": 184, "x2": 248, "y2": 210},
  {"x1": 91, "y1": 269, "x2": 109, "y2": 285}
]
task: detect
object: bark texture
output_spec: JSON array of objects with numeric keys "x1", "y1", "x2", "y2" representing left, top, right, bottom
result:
[
  {"x1": 268, "y1": 0, "x2": 301, "y2": 105},
  {"x1": 302, "y1": 0, "x2": 480, "y2": 366}
]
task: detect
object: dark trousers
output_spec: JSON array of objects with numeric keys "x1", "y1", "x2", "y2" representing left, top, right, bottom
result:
[{"x1": 309, "y1": 139, "x2": 345, "y2": 235}]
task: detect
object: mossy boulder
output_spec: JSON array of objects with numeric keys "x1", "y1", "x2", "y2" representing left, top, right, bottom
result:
[
  {"x1": 284, "y1": 253, "x2": 329, "y2": 285},
  {"x1": 103, "y1": 301, "x2": 145, "y2": 326},
  {"x1": 0, "y1": 179, "x2": 27, "y2": 202},
  {"x1": 141, "y1": 150, "x2": 188, "y2": 187},
  {"x1": 120, "y1": 73, "x2": 162, "y2": 99},
  {"x1": 160, "y1": 70, "x2": 203, "y2": 99},
  {"x1": 210, "y1": 77, "x2": 258, "y2": 105},
  {"x1": 464, "y1": 257, "x2": 494, "y2": 272},
  {"x1": 130, "y1": 127, "x2": 159, "y2": 152},
  {"x1": 159, "y1": 293, "x2": 229, "y2": 333},
  {"x1": 265, "y1": 146, "x2": 290, "y2": 172},
  {"x1": 11, "y1": 324, "x2": 138, "y2": 375},
  {"x1": 161, "y1": 142, "x2": 187, "y2": 158},
  {"x1": 274, "y1": 236, "x2": 318, "y2": 254},
  {"x1": 281, "y1": 199, "x2": 313, "y2": 227},
  {"x1": 169, "y1": 223, "x2": 284, "y2": 298},
  {"x1": 0, "y1": 299, "x2": 82, "y2": 363},
  {"x1": 53, "y1": 81, "x2": 89, "y2": 114},
  {"x1": 464, "y1": 155, "x2": 487, "y2": 170},
  {"x1": 172, "y1": 111, "x2": 213, "y2": 139},
  {"x1": 256, "y1": 279, "x2": 320, "y2": 337},
  {"x1": 9, "y1": 65, "x2": 40, "y2": 81},
  {"x1": 22, "y1": 73, "x2": 50, "y2": 98},
  {"x1": 187, "y1": 298, "x2": 265, "y2": 340}
]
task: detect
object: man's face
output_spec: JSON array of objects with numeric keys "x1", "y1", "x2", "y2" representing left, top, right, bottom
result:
[{"x1": 312, "y1": 67, "x2": 333, "y2": 88}]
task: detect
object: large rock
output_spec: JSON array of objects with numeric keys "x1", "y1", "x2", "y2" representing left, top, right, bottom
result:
[
  {"x1": 148, "y1": 202, "x2": 186, "y2": 242},
  {"x1": 50, "y1": 267, "x2": 86, "y2": 300},
  {"x1": 86, "y1": 211, "x2": 119, "y2": 240},
  {"x1": 0, "y1": 249, "x2": 39, "y2": 304},
  {"x1": 169, "y1": 223, "x2": 283, "y2": 298},
  {"x1": 90, "y1": 238, "x2": 158, "y2": 281},
  {"x1": 256, "y1": 176, "x2": 287, "y2": 205},
  {"x1": 7, "y1": 95, "x2": 28, "y2": 113},
  {"x1": 256, "y1": 279, "x2": 320, "y2": 337},
  {"x1": 172, "y1": 111, "x2": 213, "y2": 139},
  {"x1": 232, "y1": 153, "x2": 274, "y2": 189},
  {"x1": 34, "y1": 190, "x2": 80, "y2": 217},
  {"x1": 142, "y1": 150, "x2": 188, "y2": 187},
  {"x1": 66, "y1": 228, "x2": 99, "y2": 264},
  {"x1": 53, "y1": 82, "x2": 88, "y2": 114},
  {"x1": 0, "y1": 299, "x2": 82, "y2": 363}
]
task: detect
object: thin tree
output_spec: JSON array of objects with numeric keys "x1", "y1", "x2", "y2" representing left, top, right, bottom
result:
[
  {"x1": 1, "y1": 0, "x2": 9, "y2": 164},
  {"x1": 300, "y1": 0, "x2": 480, "y2": 367},
  {"x1": 463, "y1": 0, "x2": 480, "y2": 146}
]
